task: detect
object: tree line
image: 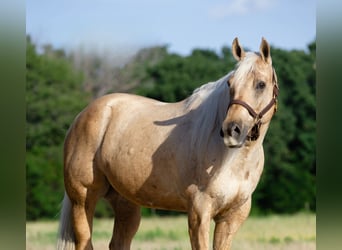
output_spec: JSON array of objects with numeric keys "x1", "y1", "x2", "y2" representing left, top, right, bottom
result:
[{"x1": 26, "y1": 36, "x2": 315, "y2": 220}]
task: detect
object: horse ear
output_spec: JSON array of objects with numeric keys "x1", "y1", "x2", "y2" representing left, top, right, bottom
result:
[
  {"x1": 272, "y1": 68, "x2": 279, "y2": 91},
  {"x1": 272, "y1": 68, "x2": 278, "y2": 84},
  {"x1": 259, "y1": 37, "x2": 271, "y2": 64},
  {"x1": 232, "y1": 37, "x2": 245, "y2": 61}
]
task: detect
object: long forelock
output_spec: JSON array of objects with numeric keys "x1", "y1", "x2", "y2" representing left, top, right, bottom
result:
[{"x1": 233, "y1": 52, "x2": 259, "y2": 85}]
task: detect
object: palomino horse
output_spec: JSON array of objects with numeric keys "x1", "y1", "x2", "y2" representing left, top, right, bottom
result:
[{"x1": 57, "y1": 37, "x2": 279, "y2": 250}]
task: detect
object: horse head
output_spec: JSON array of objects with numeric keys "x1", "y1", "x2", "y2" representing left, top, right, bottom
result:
[{"x1": 221, "y1": 37, "x2": 279, "y2": 148}]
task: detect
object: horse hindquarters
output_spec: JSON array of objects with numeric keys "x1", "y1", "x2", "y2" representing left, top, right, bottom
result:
[{"x1": 59, "y1": 102, "x2": 113, "y2": 249}]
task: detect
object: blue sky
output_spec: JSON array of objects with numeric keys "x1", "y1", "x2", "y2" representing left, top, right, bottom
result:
[{"x1": 26, "y1": 0, "x2": 316, "y2": 55}]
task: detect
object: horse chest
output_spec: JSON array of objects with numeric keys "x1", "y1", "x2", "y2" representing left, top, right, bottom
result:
[
  {"x1": 208, "y1": 150, "x2": 263, "y2": 211},
  {"x1": 210, "y1": 173, "x2": 251, "y2": 207}
]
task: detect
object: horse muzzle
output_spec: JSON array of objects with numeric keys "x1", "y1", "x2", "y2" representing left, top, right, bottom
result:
[{"x1": 220, "y1": 121, "x2": 249, "y2": 148}]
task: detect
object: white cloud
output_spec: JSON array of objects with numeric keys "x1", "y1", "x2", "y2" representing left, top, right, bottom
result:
[{"x1": 209, "y1": 0, "x2": 276, "y2": 19}]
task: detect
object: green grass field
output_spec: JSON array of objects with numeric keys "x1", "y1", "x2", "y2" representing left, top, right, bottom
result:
[{"x1": 26, "y1": 213, "x2": 315, "y2": 250}]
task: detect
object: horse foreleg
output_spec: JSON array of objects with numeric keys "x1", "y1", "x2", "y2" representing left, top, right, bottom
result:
[
  {"x1": 213, "y1": 197, "x2": 251, "y2": 250},
  {"x1": 187, "y1": 193, "x2": 212, "y2": 250},
  {"x1": 105, "y1": 188, "x2": 141, "y2": 250}
]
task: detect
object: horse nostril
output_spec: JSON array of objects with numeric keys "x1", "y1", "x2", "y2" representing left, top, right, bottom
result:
[
  {"x1": 228, "y1": 122, "x2": 241, "y2": 137},
  {"x1": 233, "y1": 125, "x2": 241, "y2": 135}
]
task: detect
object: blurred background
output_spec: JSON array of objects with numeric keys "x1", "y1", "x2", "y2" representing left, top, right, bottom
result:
[{"x1": 26, "y1": 1, "x2": 316, "y2": 248}]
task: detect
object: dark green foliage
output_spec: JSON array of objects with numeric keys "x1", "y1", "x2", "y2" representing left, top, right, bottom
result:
[
  {"x1": 26, "y1": 36, "x2": 91, "y2": 220},
  {"x1": 137, "y1": 48, "x2": 235, "y2": 102},
  {"x1": 26, "y1": 36, "x2": 315, "y2": 219}
]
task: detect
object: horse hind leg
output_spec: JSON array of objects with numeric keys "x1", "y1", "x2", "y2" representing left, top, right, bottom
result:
[
  {"x1": 71, "y1": 187, "x2": 105, "y2": 250},
  {"x1": 61, "y1": 137, "x2": 110, "y2": 250},
  {"x1": 57, "y1": 189, "x2": 97, "y2": 250},
  {"x1": 105, "y1": 188, "x2": 141, "y2": 250},
  {"x1": 59, "y1": 102, "x2": 113, "y2": 250}
]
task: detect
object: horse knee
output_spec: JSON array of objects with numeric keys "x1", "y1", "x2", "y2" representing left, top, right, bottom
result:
[
  {"x1": 187, "y1": 203, "x2": 212, "y2": 249},
  {"x1": 213, "y1": 199, "x2": 252, "y2": 250}
]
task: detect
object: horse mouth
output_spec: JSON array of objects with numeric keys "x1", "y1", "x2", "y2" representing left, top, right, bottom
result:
[
  {"x1": 220, "y1": 126, "x2": 247, "y2": 148},
  {"x1": 228, "y1": 143, "x2": 243, "y2": 148},
  {"x1": 223, "y1": 135, "x2": 245, "y2": 148}
]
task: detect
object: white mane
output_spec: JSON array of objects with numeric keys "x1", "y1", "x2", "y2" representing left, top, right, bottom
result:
[
  {"x1": 183, "y1": 73, "x2": 232, "y2": 157},
  {"x1": 184, "y1": 52, "x2": 258, "y2": 113}
]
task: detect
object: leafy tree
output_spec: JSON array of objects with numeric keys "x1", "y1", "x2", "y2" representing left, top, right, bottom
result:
[{"x1": 137, "y1": 48, "x2": 235, "y2": 102}]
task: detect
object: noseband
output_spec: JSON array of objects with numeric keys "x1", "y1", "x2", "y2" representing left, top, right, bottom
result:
[{"x1": 228, "y1": 81, "x2": 279, "y2": 141}]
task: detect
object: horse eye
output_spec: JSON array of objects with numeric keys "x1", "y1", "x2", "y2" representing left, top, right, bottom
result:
[{"x1": 256, "y1": 81, "x2": 266, "y2": 90}]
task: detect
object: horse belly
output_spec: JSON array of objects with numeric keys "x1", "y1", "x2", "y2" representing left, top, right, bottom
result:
[{"x1": 104, "y1": 154, "x2": 188, "y2": 211}]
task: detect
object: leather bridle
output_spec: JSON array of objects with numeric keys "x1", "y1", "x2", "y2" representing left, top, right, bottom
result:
[{"x1": 227, "y1": 74, "x2": 279, "y2": 141}]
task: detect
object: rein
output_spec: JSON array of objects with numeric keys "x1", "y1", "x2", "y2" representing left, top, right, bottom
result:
[{"x1": 228, "y1": 82, "x2": 279, "y2": 141}]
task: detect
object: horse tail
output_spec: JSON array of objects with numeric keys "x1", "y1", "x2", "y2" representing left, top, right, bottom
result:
[{"x1": 57, "y1": 192, "x2": 75, "y2": 250}]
